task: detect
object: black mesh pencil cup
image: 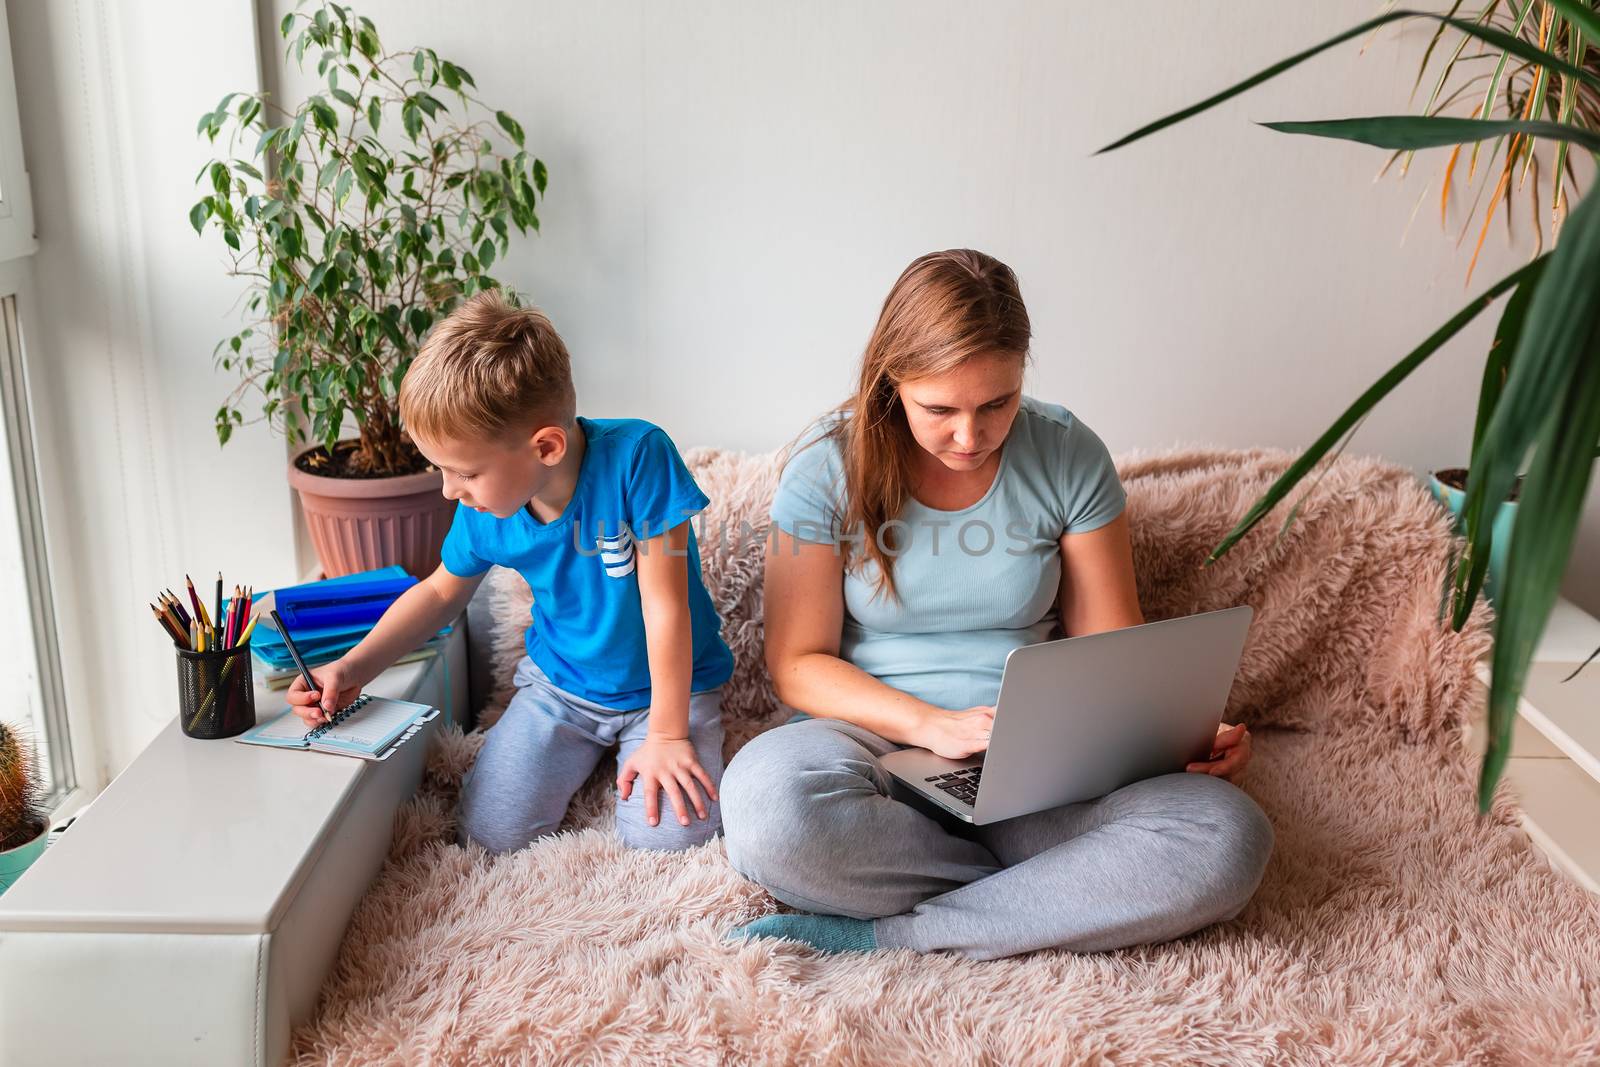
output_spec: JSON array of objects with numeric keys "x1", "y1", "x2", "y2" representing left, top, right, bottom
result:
[{"x1": 176, "y1": 644, "x2": 256, "y2": 739}]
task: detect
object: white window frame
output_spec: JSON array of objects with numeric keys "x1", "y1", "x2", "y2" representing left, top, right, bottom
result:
[
  {"x1": 0, "y1": 3, "x2": 91, "y2": 815},
  {"x1": 0, "y1": 0, "x2": 36, "y2": 263}
]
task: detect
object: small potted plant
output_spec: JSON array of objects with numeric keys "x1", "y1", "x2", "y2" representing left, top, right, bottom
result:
[
  {"x1": 0, "y1": 721, "x2": 49, "y2": 895},
  {"x1": 1427, "y1": 468, "x2": 1521, "y2": 604},
  {"x1": 191, "y1": 2, "x2": 547, "y2": 577}
]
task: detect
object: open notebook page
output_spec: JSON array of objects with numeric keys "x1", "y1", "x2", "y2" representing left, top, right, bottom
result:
[{"x1": 315, "y1": 698, "x2": 423, "y2": 751}]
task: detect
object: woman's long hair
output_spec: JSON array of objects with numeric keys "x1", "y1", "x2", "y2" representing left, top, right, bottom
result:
[{"x1": 787, "y1": 249, "x2": 1032, "y2": 603}]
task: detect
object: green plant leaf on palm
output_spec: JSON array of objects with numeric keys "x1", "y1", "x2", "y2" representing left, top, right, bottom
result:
[
  {"x1": 1097, "y1": 8, "x2": 1600, "y2": 155},
  {"x1": 1262, "y1": 115, "x2": 1600, "y2": 152},
  {"x1": 1100, "y1": 6, "x2": 1600, "y2": 812}
]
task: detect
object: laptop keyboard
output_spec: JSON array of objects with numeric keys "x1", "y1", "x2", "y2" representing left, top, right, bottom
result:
[{"x1": 924, "y1": 766, "x2": 982, "y2": 806}]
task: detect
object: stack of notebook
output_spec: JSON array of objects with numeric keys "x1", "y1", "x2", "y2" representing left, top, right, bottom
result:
[{"x1": 251, "y1": 566, "x2": 454, "y2": 688}]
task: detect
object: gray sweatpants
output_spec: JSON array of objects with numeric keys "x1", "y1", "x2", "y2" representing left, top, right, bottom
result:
[
  {"x1": 457, "y1": 655, "x2": 726, "y2": 854},
  {"x1": 721, "y1": 716, "x2": 1274, "y2": 960}
]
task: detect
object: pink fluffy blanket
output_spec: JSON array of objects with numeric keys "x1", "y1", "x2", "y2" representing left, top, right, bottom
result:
[{"x1": 288, "y1": 446, "x2": 1600, "y2": 1066}]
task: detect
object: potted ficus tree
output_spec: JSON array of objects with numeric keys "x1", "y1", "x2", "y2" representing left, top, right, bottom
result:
[
  {"x1": 191, "y1": 1, "x2": 547, "y2": 577},
  {"x1": 0, "y1": 721, "x2": 49, "y2": 895}
]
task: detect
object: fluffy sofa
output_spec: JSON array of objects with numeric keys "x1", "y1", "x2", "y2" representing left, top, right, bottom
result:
[{"x1": 287, "y1": 445, "x2": 1600, "y2": 1066}]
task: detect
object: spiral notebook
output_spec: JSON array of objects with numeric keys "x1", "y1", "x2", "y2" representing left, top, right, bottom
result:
[{"x1": 236, "y1": 694, "x2": 440, "y2": 761}]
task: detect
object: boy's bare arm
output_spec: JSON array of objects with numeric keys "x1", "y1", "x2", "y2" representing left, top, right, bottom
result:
[
  {"x1": 636, "y1": 523, "x2": 694, "y2": 736},
  {"x1": 287, "y1": 563, "x2": 484, "y2": 722},
  {"x1": 617, "y1": 521, "x2": 717, "y2": 828},
  {"x1": 342, "y1": 564, "x2": 485, "y2": 683}
]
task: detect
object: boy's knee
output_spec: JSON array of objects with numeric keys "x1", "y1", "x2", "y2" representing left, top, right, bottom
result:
[
  {"x1": 616, "y1": 812, "x2": 721, "y2": 852},
  {"x1": 456, "y1": 809, "x2": 559, "y2": 855}
]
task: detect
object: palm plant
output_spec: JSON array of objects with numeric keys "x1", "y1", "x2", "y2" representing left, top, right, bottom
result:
[
  {"x1": 1386, "y1": 0, "x2": 1600, "y2": 275},
  {"x1": 1099, "y1": 2, "x2": 1600, "y2": 812}
]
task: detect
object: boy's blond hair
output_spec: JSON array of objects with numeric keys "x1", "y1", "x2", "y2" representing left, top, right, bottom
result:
[{"x1": 400, "y1": 289, "x2": 577, "y2": 446}]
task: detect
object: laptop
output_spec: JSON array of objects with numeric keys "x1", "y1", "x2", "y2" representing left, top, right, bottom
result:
[{"x1": 880, "y1": 605, "x2": 1254, "y2": 825}]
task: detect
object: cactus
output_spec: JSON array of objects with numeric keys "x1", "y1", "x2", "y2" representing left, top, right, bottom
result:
[{"x1": 0, "y1": 721, "x2": 46, "y2": 851}]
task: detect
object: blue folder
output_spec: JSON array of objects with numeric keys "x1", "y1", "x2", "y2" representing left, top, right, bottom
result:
[{"x1": 246, "y1": 566, "x2": 450, "y2": 670}]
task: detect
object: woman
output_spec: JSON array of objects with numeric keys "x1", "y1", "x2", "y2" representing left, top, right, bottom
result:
[{"x1": 721, "y1": 249, "x2": 1273, "y2": 961}]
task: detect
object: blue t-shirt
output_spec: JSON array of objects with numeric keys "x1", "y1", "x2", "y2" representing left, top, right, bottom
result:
[
  {"x1": 770, "y1": 395, "x2": 1126, "y2": 712},
  {"x1": 440, "y1": 416, "x2": 735, "y2": 710}
]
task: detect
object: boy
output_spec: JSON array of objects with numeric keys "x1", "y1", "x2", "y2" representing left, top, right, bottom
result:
[{"x1": 286, "y1": 289, "x2": 735, "y2": 853}]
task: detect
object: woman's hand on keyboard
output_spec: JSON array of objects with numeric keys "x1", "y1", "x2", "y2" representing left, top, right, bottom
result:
[
  {"x1": 915, "y1": 705, "x2": 996, "y2": 760},
  {"x1": 286, "y1": 658, "x2": 363, "y2": 727}
]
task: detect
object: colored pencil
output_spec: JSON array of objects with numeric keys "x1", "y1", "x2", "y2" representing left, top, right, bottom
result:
[
  {"x1": 184, "y1": 575, "x2": 205, "y2": 629},
  {"x1": 165, "y1": 590, "x2": 191, "y2": 631},
  {"x1": 236, "y1": 614, "x2": 259, "y2": 646},
  {"x1": 150, "y1": 603, "x2": 186, "y2": 647},
  {"x1": 158, "y1": 599, "x2": 188, "y2": 646},
  {"x1": 215, "y1": 573, "x2": 223, "y2": 643}
]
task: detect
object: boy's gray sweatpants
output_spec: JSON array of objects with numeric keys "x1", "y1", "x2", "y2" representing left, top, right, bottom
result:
[
  {"x1": 457, "y1": 655, "x2": 726, "y2": 854},
  {"x1": 721, "y1": 716, "x2": 1274, "y2": 960}
]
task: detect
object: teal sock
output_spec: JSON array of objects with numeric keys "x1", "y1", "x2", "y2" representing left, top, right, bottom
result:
[{"x1": 728, "y1": 913, "x2": 877, "y2": 954}]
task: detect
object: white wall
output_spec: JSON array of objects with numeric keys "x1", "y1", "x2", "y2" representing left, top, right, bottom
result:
[
  {"x1": 10, "y1": 0, "x2": 1598, "y2": 781},
  {"x1": 269, "y1": 0, "x2": 1598, "y2": 602}
]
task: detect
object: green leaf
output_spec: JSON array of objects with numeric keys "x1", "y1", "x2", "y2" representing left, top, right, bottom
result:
[
  {"x1": 367, "y1": 95, "x2": 381, "y2": 133},
  {"x1": 1547, "y1": 0, "x2": 1600, "y2": 45},
  {"x1": 189, "y1": 200, "x2": 211, "y2": 235},
  {"x1": 254, "y1": 125, "x2": 281, "y2": 158},
  {"x1": 334, "y1": 168, "x2": 353, "y2": 208},
  {"x1": 279, "y1": 11, "x2": 295, "y2": 37},
  {"x1": 1261, "y1": 116, "x2": 1600, "y2": 154},
  {"x1": 532, "y1": 158, "x2": 548, "y2": 194},
  {"x1": 1457, "y1": 186, "x2": 1600, "y2": 643},
  {"x1": 1471, "y1": 259, "x2": 1546, "y2": 469},
  {"x1": 408, "y1": 306, "x2": 433, "y2": 338},
  {"x1": 1097, "y1": 9, "x2": 1600, "y2": 154},
  {"x1": 1203, "y1": 257, "x2": 1543, "y2": 563},
  {"x1": 331, "y1": 87, "x2": 360, "y2": 109},
  {"x1": 402, "y1": 102, "x2": 421, "y2": 142},
  {"x1": 496, "y1": 110, "x2": 525, "y2": 148},
  {"x1": 1479, "y1": 332, "x2": 1600, "y2": 810},
  {"x1": 309, "y1": 97, "x2": 338, "y2": 133},
  {"x1": 478, "y1": 237, "x2": 495, "y2": 269},
  {"x1": 210, "y1": 161, "x2": 231, "y2": 195}
]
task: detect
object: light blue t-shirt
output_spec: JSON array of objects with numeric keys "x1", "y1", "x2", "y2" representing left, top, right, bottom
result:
[
  {"x1": 440, "y1": 416, "x2": 735, "y2": 710},
  {"x1": 770, "y1": 395, "x2": 1126, "y2": 712}
]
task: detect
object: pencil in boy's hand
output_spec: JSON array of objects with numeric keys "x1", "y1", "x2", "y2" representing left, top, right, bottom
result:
[{"x1": 269, "y1": 609, "x2": 319, "y2": 697}]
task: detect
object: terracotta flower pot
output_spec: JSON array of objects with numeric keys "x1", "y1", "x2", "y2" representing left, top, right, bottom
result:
[{"x1": 286, "y1": 446, "x2": 457, "y2": 579}]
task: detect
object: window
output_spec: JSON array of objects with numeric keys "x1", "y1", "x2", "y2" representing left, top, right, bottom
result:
[
  {"x1": 0, "y1": 295, "x2": 71, "y2": 803},
  {"x1": 0, "y1": 2, "x2": 66, "y2": 805}
]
